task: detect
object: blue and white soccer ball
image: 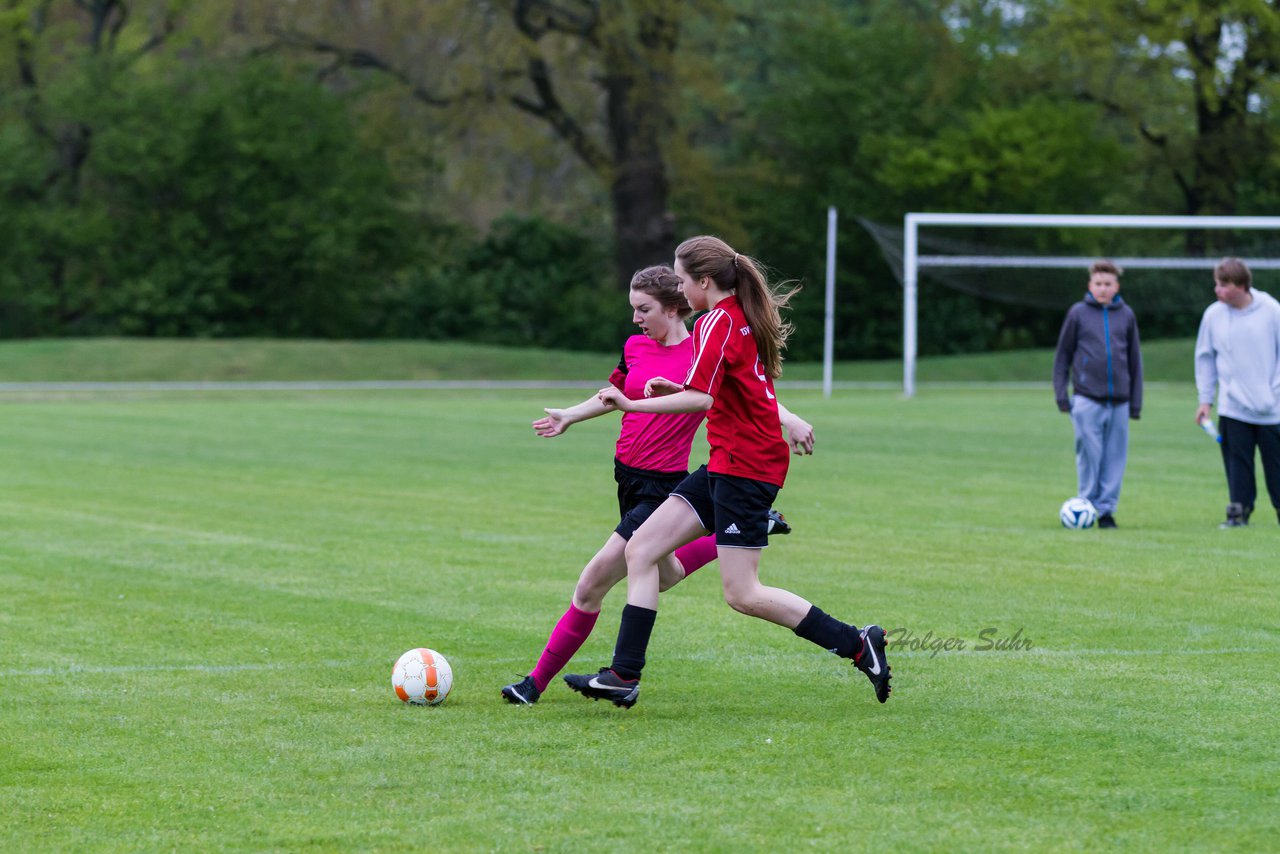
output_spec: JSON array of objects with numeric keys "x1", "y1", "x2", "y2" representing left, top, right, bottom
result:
[{"x1": 1059, "y1": 497, "x2": 1097, "y2": 529}]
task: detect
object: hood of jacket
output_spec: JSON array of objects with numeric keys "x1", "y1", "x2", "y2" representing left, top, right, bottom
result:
[{"x1": 1082, "y1": 292, "x2": 1126, "y2": 310}]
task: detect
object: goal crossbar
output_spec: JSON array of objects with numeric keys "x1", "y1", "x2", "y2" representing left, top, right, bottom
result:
[
  {"x1": 902, "y1": 213, "x2": 1280, "y2": 397},
  {"x1": 919, "y1": 256, "x2": 1280, "y2": 269}
]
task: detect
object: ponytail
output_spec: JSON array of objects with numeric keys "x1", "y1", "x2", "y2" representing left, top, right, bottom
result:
[{"x1": 675, "y1": 236, "x2": 798, "y2": 378}]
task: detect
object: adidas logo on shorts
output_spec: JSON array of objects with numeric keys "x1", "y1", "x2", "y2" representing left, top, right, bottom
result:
[{"x1": 724, "y1": 523, "x2": 741, "y2": 534}]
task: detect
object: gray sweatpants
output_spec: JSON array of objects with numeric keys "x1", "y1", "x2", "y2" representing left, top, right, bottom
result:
[{"x1": 1070, "y1": 395, "x2": 1130, "y2": 516}]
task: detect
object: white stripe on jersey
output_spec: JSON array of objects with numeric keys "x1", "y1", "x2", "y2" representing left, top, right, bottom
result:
[{"x1": 685, "y1": 307, "x2": 730, "y2": 391}]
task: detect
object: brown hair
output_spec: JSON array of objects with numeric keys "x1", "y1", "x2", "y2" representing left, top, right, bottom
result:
[
  {"x1": 630, "y1": 265, "x2": 692, "y2": 319},
  {"x1": 1090, "y1": 259, "x2": 1122, "y2": 277},
  {"x1": 675, "y1": 235, "x2": 798, "y2": 378},
  {"x1": 1215, "y1": 257, "x2": 1252, "y2": 290}
]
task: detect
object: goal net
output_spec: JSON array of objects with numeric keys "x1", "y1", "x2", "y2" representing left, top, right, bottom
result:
[{"x1": 861, "y1": 213, "x2": 1280, "y2": 396}]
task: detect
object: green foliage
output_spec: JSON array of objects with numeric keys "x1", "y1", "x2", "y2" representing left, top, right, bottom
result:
[
  {"x1": 6, "y1": 0, "x2": 1280, "y2": 357},
  {"x1": 870, "y1": 98, "x2": 1132, "y2": 213},
  {"x1": 0, "y1": 121, "x2": 54, "y2": 336},
  {"x1": 386, "y1": 215, "x2": 628, "y2": 352},
  {"x1": 0, "y1": 57, "x2": 417, "y2": 337},
  {"x1": 1026, "y1": 0, "x2": 1280, "y2": 221},
  {"x1": 678, "y1": 2, "x2": 1170, "y2": 359}
]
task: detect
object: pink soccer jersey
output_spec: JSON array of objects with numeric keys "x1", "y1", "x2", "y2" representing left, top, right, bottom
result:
[
  {"x1": 609, "y1": 335, "x2": 705, "y2": 473},
  {"x1": 683, "y1": 295, "x2": 790, "y2": 487}
]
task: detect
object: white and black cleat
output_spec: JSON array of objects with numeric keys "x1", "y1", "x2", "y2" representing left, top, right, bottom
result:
[
  {"x1": 853, "y1": 624, "x2": 892, "y2": 703},
  {"x1": 564, "y1": 668, "x2": 640, "y2": 708}
]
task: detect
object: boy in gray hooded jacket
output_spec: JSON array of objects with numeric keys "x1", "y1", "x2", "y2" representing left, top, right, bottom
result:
[{"x1": 1053, "y1": 260, "x2": 1144, "y2": 528}]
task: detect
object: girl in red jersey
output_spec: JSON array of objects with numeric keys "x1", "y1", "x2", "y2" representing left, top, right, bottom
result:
[
  {"x1": 566, "y1": 236, "x2": 891, "y2": 707},
  {"x1": 501, "y1": 265, "x2": 814, "y2": 705}
]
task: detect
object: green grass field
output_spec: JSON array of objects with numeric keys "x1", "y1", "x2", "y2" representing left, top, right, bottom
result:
[
  {"x1": 1, "y1": 342, "x2": 1277, "y2": 851},
  {"x1": 0, "y1": 335, "x2": 1198, "y2": 383}
]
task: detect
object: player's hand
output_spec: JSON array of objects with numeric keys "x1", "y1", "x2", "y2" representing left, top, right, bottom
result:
[
  {"x1": 597, "y1": 386, "x2": 631, "y2": 411},
  {"x1": 784, "y1": 417, "x2": 815, "y2": 455},
  {"x1": 532, "y1": 408, "x2": 570, "y2": 437},
  {"x1": 645, "y1": 377, "x2": 683, "y2": 398},
  {"x1": 1194, "y1": 403, "x2": 1212, "y2": 425}
]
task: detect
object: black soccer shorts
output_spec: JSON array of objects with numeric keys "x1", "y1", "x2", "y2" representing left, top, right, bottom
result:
[
  {"x1": 613, "y1": 458, "x2": 689, "y2": 540},
  {"x1": 672, "y1": 465, "x2": 779, "y2": 549}
]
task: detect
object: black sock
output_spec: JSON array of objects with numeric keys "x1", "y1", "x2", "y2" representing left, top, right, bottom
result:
[
  {"x1": 793, "y1": 605, "x2": 859, "y2": 659},
  {"x1": 610, "y1": 604, "x2": 657, "y2": 680}
]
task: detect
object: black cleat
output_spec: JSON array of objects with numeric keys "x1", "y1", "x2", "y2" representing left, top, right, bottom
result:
[
  {"x1": 767, "y1": 509, "x2": 792, "y2": 536},
  {"x1": 501, "y1": 675, "x2": 541, "y2": 705},
  {"x1": 854, "y1": 624, "x2": 892, "y2": 703},
  {"x1": 1220, "y1": 502, "x2": 1250, "y2": 528},
  {"x1": 1097, "y1": 513, "x2": 1117, "y2": 529},
  {"x1": 564, "y1": 668, "x2": 640, "y2": 708}
]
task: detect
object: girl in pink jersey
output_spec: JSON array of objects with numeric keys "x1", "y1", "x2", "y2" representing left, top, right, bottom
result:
[
  {"x1": 567, "y1": 236, "x2": 891, "y2": 707},
  {"x1": 501, "y1": 265, "x2": 813, "y2": 705}
]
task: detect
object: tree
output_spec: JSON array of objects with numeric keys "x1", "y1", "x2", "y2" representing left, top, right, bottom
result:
[
  {"x1": 0, "y1": 37, "x2": 419, "y2": 336},
  {"x1": 260, "y1": 0, "x2": 693, "y2": 287},
  {"x1": 79, "y1": 59, "x2": 416, "y2": 336},
  {"x1": 1031, "y1": 0, "x2": 1280, "y2": 227},
  {"x1": 685, "y1": 1, "x2": 1145, "y2": 358},
  {"x1": 3, "y1": 0, "x2": 185, "y2": 202},
  {"x1": 0, "y1": 0, "x2": 187, "y2": 326}
]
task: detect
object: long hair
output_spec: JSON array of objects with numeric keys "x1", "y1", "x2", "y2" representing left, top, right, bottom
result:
[
  {"x1": 675, "y1": 236, "x2": 798, "y2": 378},
  {"x1": 630, "y1": 265, "x2": 692, "y2": 319}
]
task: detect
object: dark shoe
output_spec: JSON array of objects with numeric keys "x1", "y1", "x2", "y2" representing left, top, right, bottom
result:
[
  {"x1": 501, "y1": 675, "x2": 541, "y2": 705},
  {"x1": 1221, "y1": 502, "x2": 1249, "y2": 528},
  {"x1": 564, "y1": 668, "x2": 640, "y2": 708},
  {"x1": 767, "y1": 509, "x2": 792, "y2": 536},
  {"x1": 1097, "y1": 513, "x2": 1117, "y2": 529},
  {"x1": 853, "y1": 624, "x2": 892, "y2": 704}
]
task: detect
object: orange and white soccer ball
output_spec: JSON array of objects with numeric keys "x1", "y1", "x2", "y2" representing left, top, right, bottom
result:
[{"x1": 392, "y1": 648, "x2": 453, "y2": 706}]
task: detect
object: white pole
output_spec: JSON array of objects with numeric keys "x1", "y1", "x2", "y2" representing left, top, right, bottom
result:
[
  {"x1": 901, "y1": 212, "x2": 1280, "y2": 229},
  {"x1": 903, "y1": 213, "x2": 918, "y2": 398},
  {"x1": 899, "y1": 211, "x2": 1280, "y2": 399},
  {"x1": 823, "y1": 206, "x2": 837, "y2": 399}
]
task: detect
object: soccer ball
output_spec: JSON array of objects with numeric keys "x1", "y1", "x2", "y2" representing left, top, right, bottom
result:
[
  {"x1": 1059, "y1": 497, "x2": 1097, "y2": 529},
  {"x1": 392, "y1": 648, "x2": 453, "y2": 706}
]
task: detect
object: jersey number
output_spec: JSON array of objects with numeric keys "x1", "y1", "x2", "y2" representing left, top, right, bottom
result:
[{"x1": 752, "y1": 357, "x2": 776, "y2": 400}]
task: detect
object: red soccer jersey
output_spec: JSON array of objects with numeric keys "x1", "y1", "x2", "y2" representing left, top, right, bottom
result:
[
  {"x1": 608, "y1": 334, "x2": 705, "y2": 473},
  {"x1": 683, "y1": 295, "x2": 790, "y2": 487}
]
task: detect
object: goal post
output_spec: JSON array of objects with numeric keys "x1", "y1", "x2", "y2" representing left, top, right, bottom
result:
[{"x1": 902, "y1": 213, "x2": 1280, "y2": 397}]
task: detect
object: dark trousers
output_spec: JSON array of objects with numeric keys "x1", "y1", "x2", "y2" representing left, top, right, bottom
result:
[{"x1": 1219, "y1": 415, "x2": 1280, "y2": 510}]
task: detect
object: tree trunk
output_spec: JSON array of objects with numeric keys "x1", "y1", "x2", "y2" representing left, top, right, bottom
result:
[
  {"x1": 601, "y1": 2, "x2": 679, "y2": 286},
  {"x1": 606, "y1": 151, "x2": 675, "y2": 285},
  {"x1": 1181, "y1": 12, "x2": 1260, "y2": 253}
]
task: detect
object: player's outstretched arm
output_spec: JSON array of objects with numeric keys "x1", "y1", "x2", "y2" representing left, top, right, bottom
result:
[
  {"x1": 531, "y1": 395, "x2": 617, "y2": 437},
  {"x1": 777, "y1": 401, "x2": 815, "y2": 455},
  {"x1": 598, "y1": 385, "x2": 712, "y2": 414}
]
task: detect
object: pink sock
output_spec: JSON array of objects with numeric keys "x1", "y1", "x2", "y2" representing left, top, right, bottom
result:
[
  {"x1": 674, "y1": 535, "x2": 718, "y2": 578},
  {"x1": 529, "y1": 603, "x2": 599, "y2": 692}
]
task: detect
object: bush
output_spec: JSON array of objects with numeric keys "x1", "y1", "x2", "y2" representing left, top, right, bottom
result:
[
  {"x1": 0, "y1": 58, "x2": 418, "y2": 337},
  {"x1": 388, "y1": 216, "x2": 628, "y2": 352}
]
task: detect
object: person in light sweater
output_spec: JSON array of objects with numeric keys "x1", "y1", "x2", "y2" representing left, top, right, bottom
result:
[{"x1": 1194, "y1": 257, "x2": 1280, "y2": 528}]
